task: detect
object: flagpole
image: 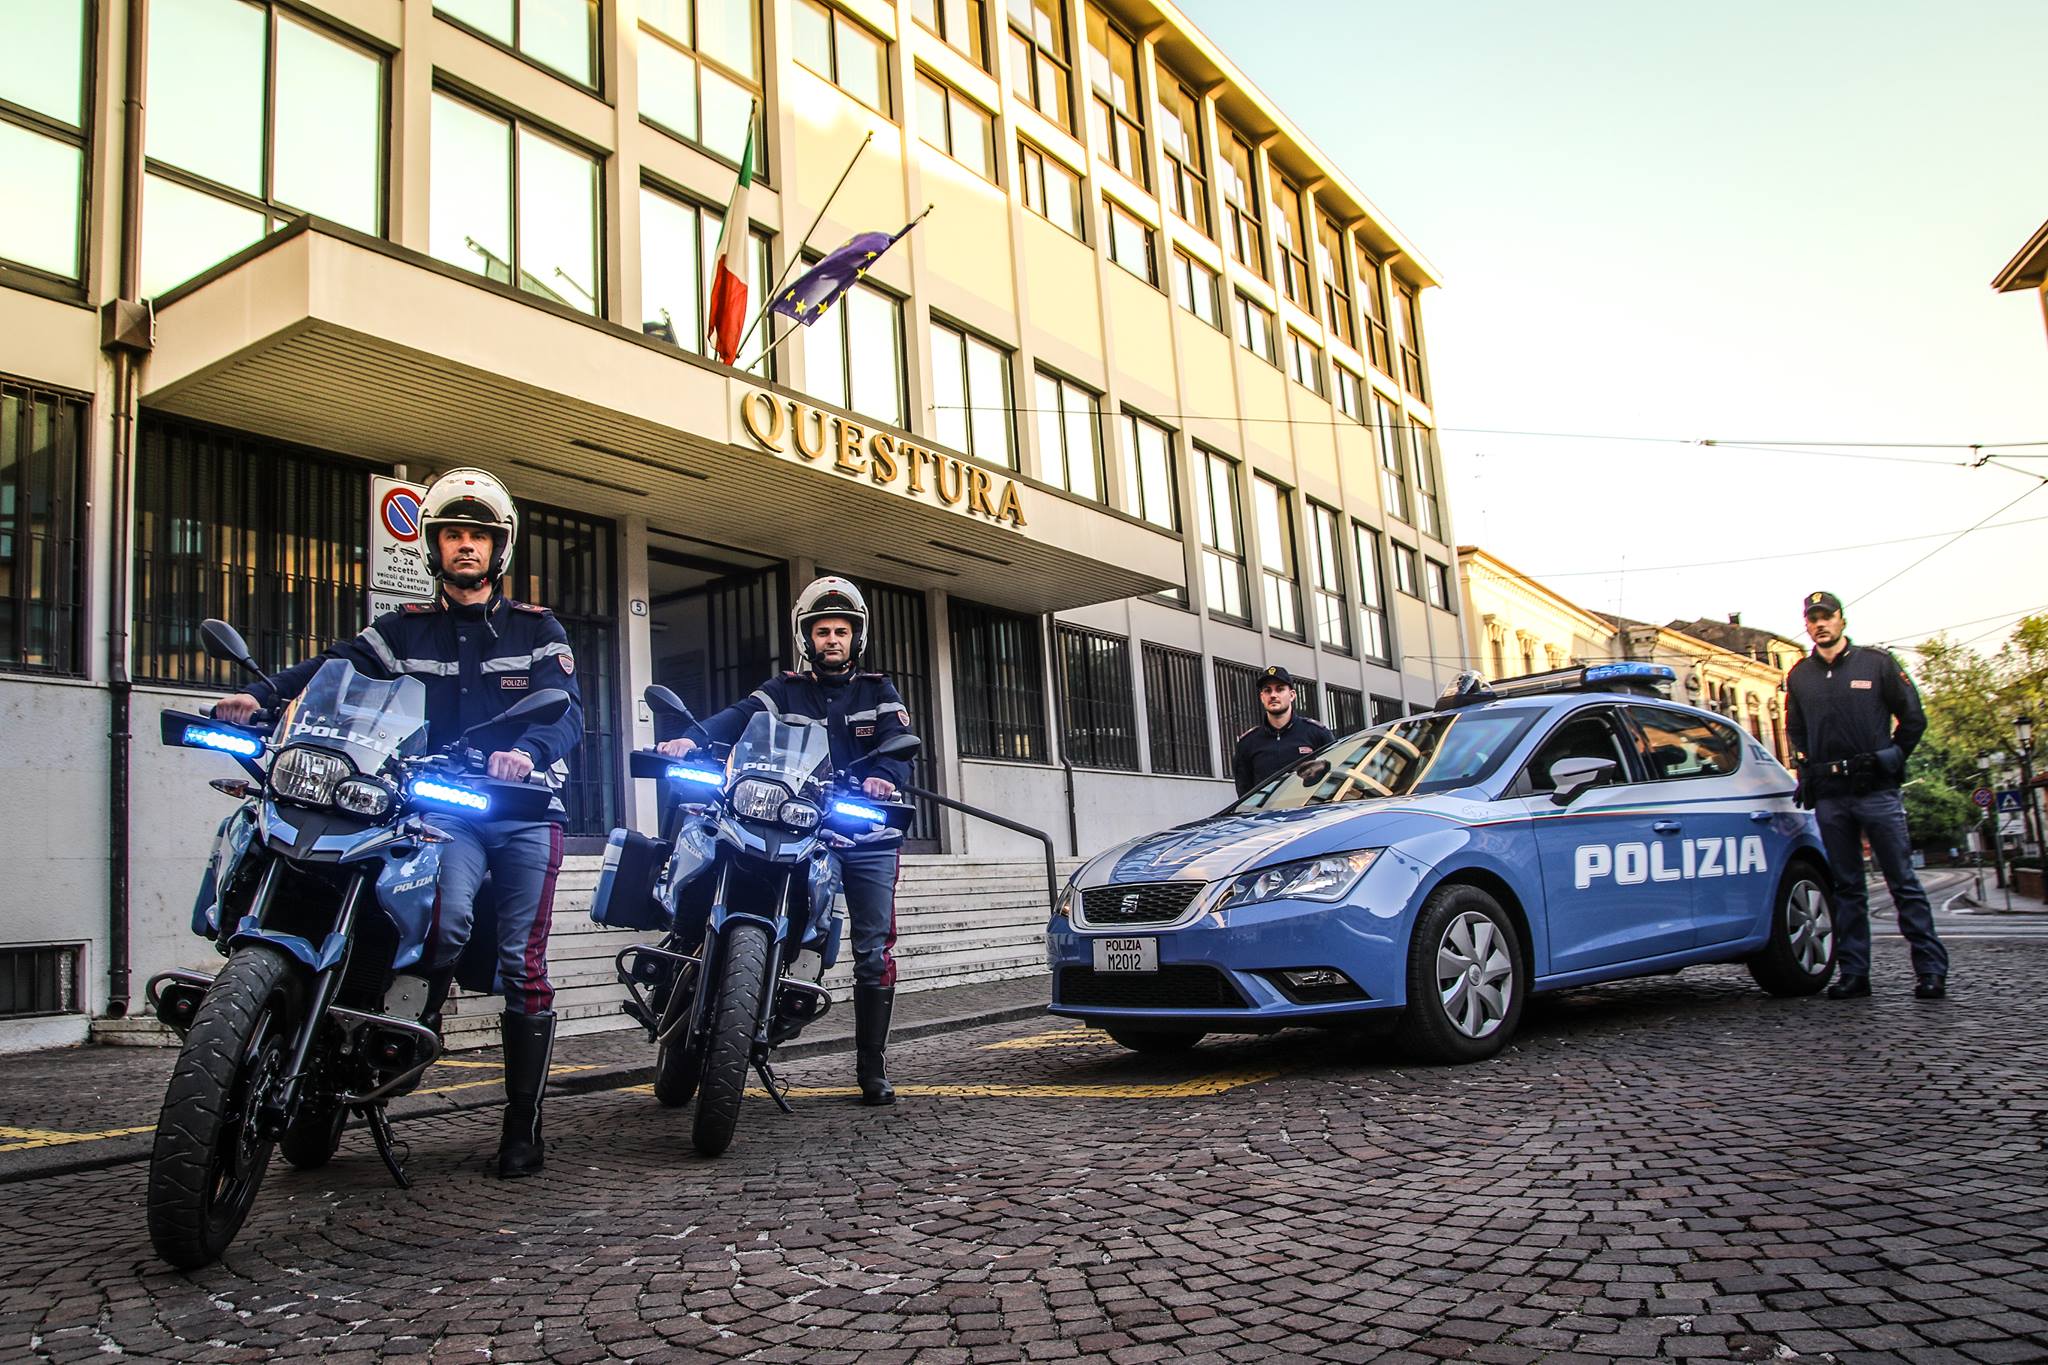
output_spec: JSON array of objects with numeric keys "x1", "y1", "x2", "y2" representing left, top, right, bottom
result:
[
  {"x1": 734, "y1": 130, "x2": 875, "y2": 360},
  {"x1": 742, "y1": 206, "x2": 936, "y2": 376}
]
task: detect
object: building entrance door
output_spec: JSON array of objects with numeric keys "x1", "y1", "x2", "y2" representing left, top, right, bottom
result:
[
  {"x1": 648, "y1": 537, "x2": 787, "y2": 721},
  {"x1": 837, "y1": 576, "x2": 940, "y2": 850}
]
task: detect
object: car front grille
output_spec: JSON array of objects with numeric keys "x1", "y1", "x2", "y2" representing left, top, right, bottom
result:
[
  {"x1": 1079, "y1": 882, "x2": 1206, "y2": 927},
  {"x1": 1057, "y1": 965, "x2": 1248, "y2": 1010}
]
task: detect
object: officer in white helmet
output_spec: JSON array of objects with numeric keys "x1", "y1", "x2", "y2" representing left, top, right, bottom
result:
[
  {"x1": 215, "y1": 467, "x2": 583, "y2": 1176},
  {"x1": 658, "y1": 576, "x2": 916, "y2": 1104}
]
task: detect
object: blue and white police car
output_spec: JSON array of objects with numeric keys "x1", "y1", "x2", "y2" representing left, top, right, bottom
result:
[{"x1": 1046, "y1": 663, "x2": 1836, "y2": 1062}]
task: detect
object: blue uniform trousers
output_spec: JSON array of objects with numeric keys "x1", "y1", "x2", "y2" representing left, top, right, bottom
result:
[
  {"x1": 836, "y1": 844, "x2": 902, "y2": 988},
  {"x1": 429, "y1": 818, "x2": 565, "y2": 1015},
  {"x1": 1814, "y1": 788, "x2": 1949, "y2": 980}
]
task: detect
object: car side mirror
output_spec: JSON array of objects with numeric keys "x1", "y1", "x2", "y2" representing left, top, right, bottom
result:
[
  {"x1": 1549, "y1": 756, "x2": 1617, "y2": 805},
  {"x1": 200, "y1": 619, "x2": 265, "y2": 680}
]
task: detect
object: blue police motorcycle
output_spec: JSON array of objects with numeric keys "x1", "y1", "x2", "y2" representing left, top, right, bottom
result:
[
  {"x1": 594, "y1": 687, "x2": 917, "y2": 1157},
  {"x1": 145, "y1": 619, "x2": 567, "y2": 1269}
]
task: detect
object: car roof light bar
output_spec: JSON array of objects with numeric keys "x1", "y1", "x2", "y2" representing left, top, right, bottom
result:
[{"x1": 1436, "y1": 662, "x2": 1677, "y2": 710}]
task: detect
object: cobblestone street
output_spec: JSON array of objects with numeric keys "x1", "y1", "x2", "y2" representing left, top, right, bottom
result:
[{"x1": 3, "y1": 934, "x2": 2045, "y2": 1364}]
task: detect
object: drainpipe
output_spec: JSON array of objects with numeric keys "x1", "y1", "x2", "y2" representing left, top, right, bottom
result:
[
  {"x1": 101, "y1": 0, "x2": 154, "y2": 1018},
  {"x1": 1047, "y1": 633, "x2": 1079, "y2": 857}
]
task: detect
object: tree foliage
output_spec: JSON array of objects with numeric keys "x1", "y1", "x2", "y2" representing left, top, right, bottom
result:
[{"x1": 1905, "y1": 615, "x2": 2048, "y2": 844}]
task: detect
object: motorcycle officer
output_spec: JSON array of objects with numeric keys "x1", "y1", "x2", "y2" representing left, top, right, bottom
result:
[
  {"x1": 213, "y1": 468, "x2": 582, "y2": 1177},
  {"x1": 657, "y1": 576, "x2": 913, "y2": 1105}
]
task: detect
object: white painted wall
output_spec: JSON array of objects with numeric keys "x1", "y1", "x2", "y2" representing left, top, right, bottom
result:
[{"x1": 958, "y1": 760, "x2": 1234, "y2": 862}]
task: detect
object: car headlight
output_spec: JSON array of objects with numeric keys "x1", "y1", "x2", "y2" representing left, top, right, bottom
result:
[
  {"x1": 779, "y1": 800, "x2": 819, "y2": 830},
  {"x1": 271, "y1": 745, "x2": 349, "y2": 807},
  {"x1": 333, "y1": 777, "x2": 394, "y2": 817},
  {"x1": 1218, "y1": 850, "x2": 1382, "y2": 911},
  {"x1": 731, "y1": 778, "x2": 787, "y2": 820},
  {"x1": 1053, "y1": 880, "x2": 1078, "y2": 919}
]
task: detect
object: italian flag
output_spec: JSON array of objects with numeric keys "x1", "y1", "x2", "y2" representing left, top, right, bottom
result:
[{"x1": 706, "y1": 111, "x2": 757, "y2": 366}]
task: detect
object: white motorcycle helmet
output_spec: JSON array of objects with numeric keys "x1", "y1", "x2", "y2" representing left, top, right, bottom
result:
[
  {"x1": 421, "y1": 467, "x2": 519, "y2": 583},
  {"x1": 792, "y1": 576, "x2": 869, "y2": 670}
]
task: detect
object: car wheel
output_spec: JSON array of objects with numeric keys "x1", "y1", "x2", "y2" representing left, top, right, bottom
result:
[
  {"x1": 1747, "y1": 863, "x2": 1835, "y2": 997},
  {"x1": 1104, "y1": 1026, "x2": 1206, "y2": 1054},
  {"x1": 1393, "y1": 884, "x2": 1525, "y2": 1064}
]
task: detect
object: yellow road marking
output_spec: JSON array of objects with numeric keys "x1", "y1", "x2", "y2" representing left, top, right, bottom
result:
[
  {"x1": 415, "y1": 1063, "x2": 596, "y2": 1097},
  {"x1": 980, "y1": 1029, "x2": 1112, "y2": 1050},
  {"x1": 431, "y1": 1059, "x2": 505, "y2": 1070},
  {"x1": 619, "y1": 1071, "x2": 1280, "y2": 1100},
  {"x1": 0, "y1": 1124, "x2": 157, "y2": 1153}
]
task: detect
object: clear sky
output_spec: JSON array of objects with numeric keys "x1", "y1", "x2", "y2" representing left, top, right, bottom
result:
[{"x1": 1177, "y1": 0, "x2": 2048, "y2": 657}]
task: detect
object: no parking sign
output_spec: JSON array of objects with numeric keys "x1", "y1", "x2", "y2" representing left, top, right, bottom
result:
[{"x1": 369, "y1": 474, "x2": 435, "y2": 609}]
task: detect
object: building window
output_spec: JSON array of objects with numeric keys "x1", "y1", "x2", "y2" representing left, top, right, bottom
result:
[
  {"x1": 1391, "y1": 541, "x2": 1420, "y2": 598},
  {"x1": 1056, "y1": 624, "x2": 1139, "y2": 770},
  {"x1": 0, "y1": 943, "x2": 82, "y2": 1018},
  {"x1": 952, "y1": 598, "x2": 1049, "y2": 761},
  {"x1": 930, "y1": 318, "x2": 1016, "y2": 466},
  {"x1": 1103, "y1": 198, "x2": 1156, "y2": 284},
  {"x1": 1284, "y1": 330, "x2": 1323, "y2": 395},
  {"x1": 1235, "y1": 292, "x2": 1276, "y2": 365},
  {"x1": 135, "y1": 416, "x2": 368, "y2": 689},
  {"x1": 1155, "y1": 65, "x2": 1208, "y2": 234},
  {"x1": 1329, "y1": 685, "x2": 1365, "y2": 736},
  {"x1": 1, "y1": 0, "x2": 91, "y2": 285},
  {"x1": 1252, "y1": 475, "x2": 1302, "y2": 640},
  {"x1": 803, "y1": 275, "x2": 907, "y2": 427},
  {"x1": 1307, "y1": 502, "x2": 1348, "y2": 654},
  {"x1": 640, "y1": 0, "x2": 765, "y2": 169},
  {"x1": 1018, "y1": 139, "x2": 1084, "y2": 239},
  {"x1": 1410, "y1": 419, "x2": 1444, "y2": 541},
  {"x1": 1192, "y1": 447, "x2": 1248, "y2": 622},
  {"x1": 1033, "y1": 370, "x2": 1104, "y2": 501},
  {"x1": 1212, "y1": 657, "x2": 1262, "y2": 768},
  {"x1": 1170, "y1": 249, "x2": 1220, "y2": 327},
  {"x1": 1006, "y1": 0, "x2": 1073, "y2": 130},
  {"x1": 1268, "y1": 171, "x2": 1311, "y2": 308},
  {"x1": 1142, "y1": 642, "x2": 1210, "y2": 776},
  {"x1": 1315, "y1": 216, "x2": 1355, "y2": 349},
  {"x1": 1424, "y1": 557, "x2": 1451, "y2": 610},
  {"x1": 1119, "y1": 412, "x2": 1179, "y2": 533},
  {"x1": 1373, "y1": 390, "x2": 1409, "y2": 523},
  {"x1": 1084, "y1": 6, "x2": 1146, "y2": 185},
  {"x1": 793, "y1": 0, "x2": 889, "y2": 113},
  {"x1": 1356, "y1": 241, "x2": 1391, "y2": 373},
  {"x1": 1332, "y1": 366, "x2": 1364, "y2": 422},
  {"x1": 430, "y1": 92, "x2": 601, "y2": 315},
  {"x1": 142, "y1": 2, "x2": 386, "y2": 298},
  {"x1": 1292, "y1": 677, "x2": 1320, "y2": 722},
  {"x1": 1371, "y1": 693, "x2": 1404, "y2": 727},
  {"x1": 437, "y1": 0, "x2": 597, "y2": 86},
  {"x1": 916, "y1": 70, "x2": 996, "y2": 180},
  {"x1": 1218, "y1": 127, "x2": 1265, "y2": 279},
  {"x1": 0, "y1": 379, "x2": 86, "y2": 675},
  {"x1": 639, "y1": 183, "x2": 774, "y2": 375},
  {"x1": 1352, "y1": 521, "x2": 1390, "y2": 663},
  {"x1": 1396, "y1": 281, "x2": 1428, "y2": 401},
  {"x1": 910, "y1": 0, "x2": 991, "y2": 69}
]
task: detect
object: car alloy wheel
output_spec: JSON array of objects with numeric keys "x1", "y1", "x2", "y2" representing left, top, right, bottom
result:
[
  {"x1": 1435, "y1": 909, "x2": 1514, "y2": 1040},
  {"x1": 1786, "y1": 876, "x2": 1834, "y2": 976}
]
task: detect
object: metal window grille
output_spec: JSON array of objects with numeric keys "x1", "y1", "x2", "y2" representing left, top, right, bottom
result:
[
  {"x1": 1330, "y1": 685, "x2": 1366, "y2": 736},
  {"x1": 951, "y1": 597, "x2": 1048, "y2": 761},
  {"x1": 1293, "y1": 678, "x2": 1320, "y2": 722},
  {"x1": 1213, "y1": 657, "x2": 1262, "y2": 770},
  {"x1": 1056, "y1": 624, "x2": 1138, "y2": 771},
  {"x1": 135, "y1": 416, "x2": 369, "y2": 687},
  {"x1": 1142, "y1": 642, "x2": 1209, "y2": 777},
  {"x1": 1371, "y1": 693, "x2": 1405, "y2": 727},
  {"x1": 0, "y1": 944, "x2": 81, "y2": 1017},
  {"x1": 0, "y1": 379, "x2": 87, "y2": 675},
  {"x1": 855, "y1": 577, "x2": 942, "y2": 845}
]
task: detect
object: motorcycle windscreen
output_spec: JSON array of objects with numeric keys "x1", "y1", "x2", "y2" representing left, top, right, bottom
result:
[
  {"x1": 280, "y1": 659, "x2": 431, "y2": 775},
  {"x1": 725, "y1": 711, "x2": 831, "y2": 791}
]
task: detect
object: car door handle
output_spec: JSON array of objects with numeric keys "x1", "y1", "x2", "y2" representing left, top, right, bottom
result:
[
  {"x1": 1750, "y1": 811, "x2": 1772, "y2": 823},
  {"x1": 1652, "y1": 821, "x2": 1681, "y2": 835}
]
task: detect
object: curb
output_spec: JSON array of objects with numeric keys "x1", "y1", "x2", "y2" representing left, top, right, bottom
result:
[{"x1": 0, "y1": 998, "x2": 1052, "y2": 1187}]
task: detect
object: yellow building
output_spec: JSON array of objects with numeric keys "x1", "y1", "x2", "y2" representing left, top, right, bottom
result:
[
  {"x1": 1457, "y1": 546, "x2": 1612, "y2": 679},
  {"x1": 0, "y1": 0, "x2": 1465, "y2": 1045}
]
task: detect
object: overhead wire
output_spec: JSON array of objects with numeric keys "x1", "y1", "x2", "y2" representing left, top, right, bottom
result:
[{"x1": 1850, "y1": 461, "x2": 2048, "y2": 609}]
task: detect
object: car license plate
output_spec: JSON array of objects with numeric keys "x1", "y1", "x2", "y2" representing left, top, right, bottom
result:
[{"x1": 1091, "y1": 937, "x2": 1157, "y2": 973}]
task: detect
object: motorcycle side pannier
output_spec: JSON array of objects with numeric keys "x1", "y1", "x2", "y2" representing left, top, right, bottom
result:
[{"x1": 590, "y1": 828, "x2": 670, "y2": 930}]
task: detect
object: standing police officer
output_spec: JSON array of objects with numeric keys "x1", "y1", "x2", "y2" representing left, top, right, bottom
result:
[
  {"x1": 657, "y1": 577, "x2": 914, "y2": 1105},
  {"x1": 1232, "y1": 665, "x2": 1335, "y2": 796},
  {"x1": 1785, "y1": 590, "x2": 1949, "y2": 1000},
  {"x1": 214, "y1": 468, "x2": 583, "y2": 1175}
]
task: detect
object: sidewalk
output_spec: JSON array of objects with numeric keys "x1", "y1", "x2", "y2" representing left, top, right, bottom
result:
[{"x1": 0, "y1": 971, "x2": 1053, "y2": 1185}]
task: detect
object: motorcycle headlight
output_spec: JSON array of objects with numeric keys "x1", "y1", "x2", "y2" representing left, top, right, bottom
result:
[
  {"x1": 732, "y1": 778, "x2": 788, "y2": 820},
  {"x1": 1218, "y1": 850, "x2": 1382, "y2": 911},
  {"x1": 271, "y1": 745, "x2": 350, "y2": 807},
  {"x1": 779, "y1": 800, "x2": 819, "y2": 831},
  {"x1": 334, "y1": 777, "x2": 393, "y2": 817}
]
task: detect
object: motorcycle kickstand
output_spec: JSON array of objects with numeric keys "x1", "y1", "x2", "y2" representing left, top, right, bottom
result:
[
  {"x1": 755, "y1": 1057, "x2": 795, "y2": 1115},
  {"x1": 358, "y1": 1103, "x2": 413, "y2": 1189}
]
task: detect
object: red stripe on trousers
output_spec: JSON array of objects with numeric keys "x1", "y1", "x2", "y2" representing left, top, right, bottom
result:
[
  {"x1": 880, "y1": 856, "x2": 902, "y2": 989},
  {"x1": 518, "y1": 824, "x2": 564, "y2": 1014}
]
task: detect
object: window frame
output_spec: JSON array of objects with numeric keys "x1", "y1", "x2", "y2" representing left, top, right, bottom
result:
[
  {"x1": 637, "y1": 177, "x2": 776, "y2": 376},
  {"x1": 801, "y1": 267, "x2": 909, "y2": 427},
  {"x1": 1410, "y1": 417, "x2": 1444, "y2": 541},
  {"x1": 434, "y1": 0, "x2": 601, "y2": 92},
  {"x1": 1390, "y1": 540, "x2": 1421, "y2": 599},
  {"x1": 1514, "y1": 704, "x2": 1641, "y2": 796},
  {"x1": 909, "y1": 0, "x2": 992, "y2": 70},
  {"x1": 1170, "y1": 248, "x2": 1220, "y2": 327},
  {"x1": 1372, "y1": 389, "x2": 1409, "y2": 523},
  {"x1": 1102, "y1": 196, "x2": 1157, "y2": 285},
  {"x1": 951, "y1": 597, "x2": 1051, "y2": 762},
  {"x1": 1251, "y1": 473, "x2": 1303, "y2": 641},
  {"x1": 1355, "y1": 240, "x2": 1392, "y2": 373},
  {"x1": 1083, "y1": 5, "x2": 1147, "y2": 187},
  {"x1": 929, "y1": 314, "x2": 1017, "y2": 467},
  {"x1": 1017, "y1": 137, "x2": 1085, "y2": 239},
  {"x1": 915, "y1": 68, "x2": 996, "y2": 180},
  {"x1": 1622, "y1": 704, "x2": 1746, "y2": 782},
  {"x1": 1315, "y1": 214, "x2": 1355, "y2": 348},
  {"x1": 1235, "y1": 291, "x2": 1276, "y2": 365},
  {"x1": 1193, "y1": 445, "x2": 1250, "y2": 624},
  {"x1": 1395, "y1": 280, "x2": 1428, "y2": 401},
  {"x1": 0, "y1": 377, "x2": 88, "y2": 676},
  {"x1": 1284, "y1": 328, "x2": 1323, "y2": 396},
  {"x1": 1306, "y1": 500, "x2": 1350, "y2": 656},
  {"x1": 1006, "y1": 0, "x2": 1074, "y2": 130},
  {"x1": 1055, "y1": 623, "x2": 1140, "y2": 771},
  {"x1": 1351, "y1": 520, "x2": 1391, "y2": 665},
  {"x1": 1142, "y1": 641, "x2": 1211, "y2": 777},
  {"x1": 1218, "y1": 126, "x2": 1266, "y2": 279},
  {"x1": 638, "y1": 0, "x2": 769, "y2": 176},
  {"x1": 1154, "y1": 63, "x2": 1209, "y2": 235},
  {"x1": 1032, "y1": 368, "x2": 1107, "y2": 502},
  {"x1": 1329, "y1": 684, "x2": 1365, "y2": 736},
  {"x1": 1268, "y1": 169, "x2": 1311, "y2": 308},
  {"x1": 1424, "y1": 556, "x2": 1452, "y2": 611},
  {"x1": 0, "y1": 0, "x2": 96, "y2": 292},
  {"x1": 793, "y1": 0, "x2": 892, "y2": 114},
  {"x1": 1332, "y1": 365, "x2": 1364, "y2": 422}
]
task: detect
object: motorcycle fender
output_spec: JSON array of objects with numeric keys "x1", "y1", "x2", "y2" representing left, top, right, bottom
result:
[
  {"x1": 192, "y1": 802, "x2": 259, "y2": 939},
  {"x1": 227, "y1": 920, "x2": 348, "y2": 972},
  {"x1": 374, "y1": 841, "x2": 443, "y2": 972}
]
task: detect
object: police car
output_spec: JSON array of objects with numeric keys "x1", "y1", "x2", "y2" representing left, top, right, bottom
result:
[{"x1": 1045, "y1": 663, "x2": 1836, "y2": 1062}]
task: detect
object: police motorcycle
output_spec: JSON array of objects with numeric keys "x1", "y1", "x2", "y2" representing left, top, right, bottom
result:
[
  {"x1": 591, "y1": 686, "x2": 918, "y2": 1157},
  {"x1": 144, "y1": 619, "x2": 569, "y2": 1270}
]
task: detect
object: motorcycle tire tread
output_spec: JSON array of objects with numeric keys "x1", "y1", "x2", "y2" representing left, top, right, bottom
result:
[{"x1": 691, "y1": 922, "x2": 770, "y2": 1158}]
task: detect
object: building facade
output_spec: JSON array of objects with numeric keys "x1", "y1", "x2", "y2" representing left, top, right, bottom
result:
[
  {"x1": 1993, "y1": 217, "x2": 2048, "y2": 349},
  {"x1": 1458, "y1": 546, "x2": 1615, "y2": 681},
  {"x1": 0, "y1": 0, "x2": 1465, "y2": 1046}
]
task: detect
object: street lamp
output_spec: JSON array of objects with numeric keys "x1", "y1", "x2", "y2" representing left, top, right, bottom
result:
[
  {"x1": 1980, "y1": 751, "x2": 2008, "y2": 889},
  {"x1": 2015, "y1": 715, "x2": 2046, "y2": 901}
]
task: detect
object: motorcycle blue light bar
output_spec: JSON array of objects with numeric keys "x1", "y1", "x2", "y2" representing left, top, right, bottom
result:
[
  {"x1": 183, "y1": 725, "x2": 262, "y2": 758},
  {"x1": 410, "y1": 777, "x2": 490, "y2": 812},
  {"x1": 831, "y1": 799, "x2": 886, "y2": 823},
  {"x1": 666, "y1": 764, "x2": 724, "y2": 788}
]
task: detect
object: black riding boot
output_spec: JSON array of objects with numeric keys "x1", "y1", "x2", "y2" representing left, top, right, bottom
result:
[
  {"x1": 854, "y1": 985, "x2": 896, "y2": 1106},
  {"x1": 498, "y1": 1010, "x2": 555, "y2": 1178}
]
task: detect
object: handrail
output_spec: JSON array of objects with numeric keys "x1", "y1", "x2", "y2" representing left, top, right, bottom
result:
[{"x1": 900, "y1": 782, "x2": 1063, "y2": 914}]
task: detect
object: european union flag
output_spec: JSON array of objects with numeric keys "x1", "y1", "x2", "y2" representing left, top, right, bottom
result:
[{"x1": 770, "y1": 215, "x2": 925, "y2": 325}]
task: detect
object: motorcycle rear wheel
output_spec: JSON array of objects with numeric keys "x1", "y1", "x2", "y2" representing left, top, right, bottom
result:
[
  {"x1": 147, "y1": 945, "x2": 301, "y2": 1269},
  {"x1": 691, "y1": 922, "x2": 770, "y2": 1157}
]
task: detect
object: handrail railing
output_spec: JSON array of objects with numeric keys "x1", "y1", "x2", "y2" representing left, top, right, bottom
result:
[{"x1": 901, "y1": 782, "x2": 1062, "y2": 914}]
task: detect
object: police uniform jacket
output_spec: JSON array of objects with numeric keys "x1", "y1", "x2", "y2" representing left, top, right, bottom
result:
[
  {"x1": 1784, "y1": 639, "x2": 1925, "y2": 788},
  {"x1": 666, "y1": 668, "x2": 914, "y2": 790},
  {"x1": 1232, "y1": 713, "x2": 1336, "y2": 796},
  {"x1": 246, "y1": 591, "x2": 585, "y2": 821}
]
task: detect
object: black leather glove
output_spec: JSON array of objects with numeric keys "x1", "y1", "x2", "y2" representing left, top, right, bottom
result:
[{"x1": 1793, "y1": 768, "x2": 1816, "y2": 810}]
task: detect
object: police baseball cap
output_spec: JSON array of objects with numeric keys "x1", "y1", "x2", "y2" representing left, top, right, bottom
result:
[
  {"x1": 1258, "y1": 665, "x2": 1296, "y2": 689},
  {"x1": 1802, "y1": 591, "x2": 1843, "y2": 618}
]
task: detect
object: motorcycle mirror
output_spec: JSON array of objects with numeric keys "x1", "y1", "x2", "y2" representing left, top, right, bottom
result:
[
  {"x1": 199, "y1": 619, "x2": 265, "y2": 679},
  {"x1": 643, "y1": 684, "x2": 695, "y2": 726},
  {"x1": 848, "y1": 732, "x2": 921, "y2": 777},
  {"x1": 461, "y1": 687, "x2": 572, "y2": 742}
]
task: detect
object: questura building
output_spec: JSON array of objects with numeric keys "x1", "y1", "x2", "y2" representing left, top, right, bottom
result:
[{"x1": 0, "y1": 0, "x2": 1466, "y2": 1049}]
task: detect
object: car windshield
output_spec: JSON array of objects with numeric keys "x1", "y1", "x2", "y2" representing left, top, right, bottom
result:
[
  {"x1": 726, "y1": 711, "x2": 832, "y2": 790},
  {"x1": 1233, "y1": 707, "x2": 1542, "y2": 811},
  {"x1": 283, "y1": 659, "x2": 430, "y2": 774}
]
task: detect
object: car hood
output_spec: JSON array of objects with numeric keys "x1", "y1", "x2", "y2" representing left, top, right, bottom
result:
[{"x1": 1082, "y1": 790, "x2": 1495, "y2": 886}]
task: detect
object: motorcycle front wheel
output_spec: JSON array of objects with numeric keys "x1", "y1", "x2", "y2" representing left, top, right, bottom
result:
[
  {"x1": 147, "y1": 945, "x2": 302, "y2": 1269},
  {"x1": 691, "y1": 922, "x2": 770, "y2": 1157}
]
